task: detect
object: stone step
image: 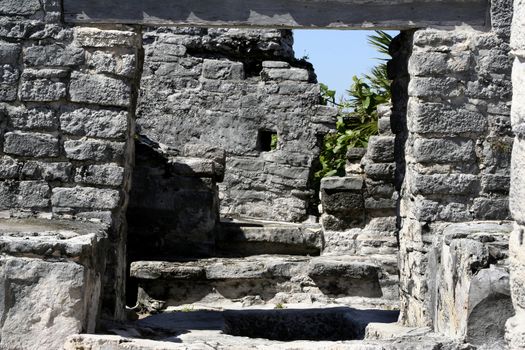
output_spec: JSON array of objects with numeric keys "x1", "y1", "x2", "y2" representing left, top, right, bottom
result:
[
  {"x1": 215, "y1": 218, "x2": 323, "y2": 256},
  {"x1": 130, "y1": 255, "x2": 398, "y2": 312}
]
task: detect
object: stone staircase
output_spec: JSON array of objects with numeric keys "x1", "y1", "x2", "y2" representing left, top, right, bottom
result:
[{"x1": 128, "y1": 217, "x2": 399, "y2": 313}]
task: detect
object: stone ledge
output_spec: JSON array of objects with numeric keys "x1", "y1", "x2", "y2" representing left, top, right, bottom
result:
[{"x1": 0, "y1": 217, "x2": 107, "y2": 261}]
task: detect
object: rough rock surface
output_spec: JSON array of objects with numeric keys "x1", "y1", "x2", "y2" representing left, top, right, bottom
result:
[
  {"x1": 136, "y1": 27, "x2": 336, "y2": 223},
  {"x1": 0, "y1": 218, "x2": 107, "y2": 350}
]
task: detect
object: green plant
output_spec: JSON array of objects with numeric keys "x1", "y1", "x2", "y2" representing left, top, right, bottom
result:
[
  {"x1": 274, "y1": 303, "x2": 285, "y2": 309},
  {"x1": 315, "y1": 31, "x2": 393, "y2": 180},
  {"x1": 271, "y1": 133, "x2": 279, "y2": 150},
  {"x1": 180, "y1": 305, "x2": 195, "y2": 312}
]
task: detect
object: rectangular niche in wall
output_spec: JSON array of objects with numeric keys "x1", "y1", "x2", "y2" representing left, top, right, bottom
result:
[{"x1": 257, "y1": 129, "x2": 278, "y2": 152}]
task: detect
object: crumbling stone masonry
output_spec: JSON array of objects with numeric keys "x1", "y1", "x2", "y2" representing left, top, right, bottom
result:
[
  {"x1": 398, "y1": 0, "x2": 515, "y2": 329},
  {"x1": 0, "y1": 0, "x2": 140, "y2": 326},
  {"x1": 0, "y1": 0, "x2": 524, "y2": 348}
]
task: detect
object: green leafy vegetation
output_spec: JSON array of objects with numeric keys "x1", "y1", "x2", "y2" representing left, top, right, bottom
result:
[
  {"x1": 271, "y1": 133, "x2": 279, "y2": 151},
  {"x1": 315, "y1": 31, "x2": 393, "y2": 180},
  {"x1": 274, "y1": 302, "x2": 285, "y2": 309}
]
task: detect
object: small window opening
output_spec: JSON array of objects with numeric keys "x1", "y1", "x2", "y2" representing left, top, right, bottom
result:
[{"x1": 257, "y1": 130, "x2": 278, "y2": 152}]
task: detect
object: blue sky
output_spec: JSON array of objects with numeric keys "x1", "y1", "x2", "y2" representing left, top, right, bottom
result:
[{"x1": 293, "y1": 30, "x2": 398, "y2": 101}]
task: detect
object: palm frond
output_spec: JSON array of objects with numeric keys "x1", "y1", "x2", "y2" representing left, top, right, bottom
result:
[{"x1": 367, "y1": 31, "x2": 393, "y2": 57}]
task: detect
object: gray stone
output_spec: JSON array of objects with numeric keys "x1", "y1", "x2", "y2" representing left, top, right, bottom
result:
[
  {"x1": 0, "y1": 82, "x2": 17, "y2": 101},
  {"x1": 0, "y1": 0, "x2": 41, "y2": 15},
  {"x1": 408, "y1": 100, "x2": 487, "y2": 134},
  {"x1": 64, "y1": 139, "x2": 125, "y2": 162},
  {"x1": 408, "y1": 76, "x2": 464, "y2": 98},
  {"x1": 17, "y1": 181, "x2": 50, "y2": 208},
  {"x1": 481, "y1": 174, "x2": 510, "y2": 193},
  {"x1": 88, "y1": 51, "x2": 136, "y2": 77},
  {"x1": 262, "y1": 61, "x2": 290, "y2": 68},
  {"x1": 0, "y1": 257, "x2": 87, "y2": 350},
  {"x1": 74, "y1": 27, "x2": 138, "y2": 47},
  {"x1": 202, "y1": 59, "x2": 244, "y2": 80},
  {"x1": 22, "y1": 161, "x2": 71, "y2": 182},
  {"x1": 7, "y1": 106, "x2": 58, "y2": 131},
  {"x1": 412, "y1": 138, "x2": 476, "y2": 164},
  {"x1": 321, "y1": 176, "x2": 363, "y2": 191},
  {"x1": 51, "y1": 186, "x2": 120, "y2": 209},
  {"x1": 74, "y1": 164, "x2": 124, "y2": 187},
  {"x1": 408, "y1": 173, "x2": 479, "y2": 195},
  {"x1": 3, "y1": 132, "x2": 60, "y2": 158},
  {"x1": 23, "y1": 44, "x2": 85, "y2": 67},
  {"x1": 20, "y1": 78, "x2": 67, "y2": 102},
  {"x1": 261, "y1": 68, "x2": 309, "y2": 81},
  {"x1": 0, "y1": 65, "x2": 20, "y2": 85},
  {"x1": 60, "y1": 107, "x2": 128, "y2": 139},
  {"x1": 63, "y1": 0, "x2": 489, "y2": 29},
  {"x1": 436, "y1": 222, "x2": 513, "y2": 345},
  {"x1": 408, "y1": 51, "x2": 471, "y2": 76},
  {"x1": 322, "y1": 192, "x2": 364, "y2": 214},
  {"x1": 69, "y1": 72, "x2": 131, "y2": 108},
  {"x1": 362, "y1": 162, "x2": 395, "y2": 180},
  {"x1": 365, "y1": 136, "x2": 395, "y2": 163},
  {"x1": 472, "y1": 197, "x2": 510, "y2": 220},
  {"x1": 0, "y1": 42, "x2": 21, "y2": 64},
  {"x1": 0, "y1": 156, "x2": 20, "y2": 179}
]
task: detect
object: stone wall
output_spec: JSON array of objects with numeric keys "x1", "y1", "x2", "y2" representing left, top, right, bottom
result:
[
  {"x1": 0, "y1": 0, "x2": 521, "y2": 347},
  {"x1": 506, "y1": 0, "x2": 525, "y2": 346},
  {"x1": 136, "y1": 27, "x2": 336, "y2": 223},
  {"x1": 399, "y1": 0, "x2": 514, "y2": 328},
  {"x1": 0, "y1": 0, "x2": 139, "y2": 320}
]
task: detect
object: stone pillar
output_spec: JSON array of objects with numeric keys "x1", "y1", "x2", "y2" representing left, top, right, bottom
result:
[
  {"x1": 506, "y1": 0, "x2": 525, "y2": 346},
  {"x1": 399, "y1": 0, "x2": 513, "y2": 327}
]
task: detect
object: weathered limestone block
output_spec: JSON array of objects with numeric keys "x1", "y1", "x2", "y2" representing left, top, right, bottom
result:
[
  {"x1": 0, "y1": 42, "x2": 20, "y2": 64},
  {"x1": 321, "y1": 176, "x2": 363, "y2": 191},
  {"x1": 408, "y1": 76, "x2": 464, "y2": 98},
  {"x1": 0, "y1": 0, "x2": 41, "y2": 15},
  {"x1": 261, "y1": 67, "x2": 310, "y2": 81},
  {"x1": 22, "y1": 161, "x2": 72, "y2": 182},
  {"x1": 412, "y1": 138, "x2": 476, "y2": 164},
  {"x1": 74, "y1": 164, "x2": 124, "y2": 187},
  {"x1": 6, "y1": 105, "x2": 58, "y2": 131},
  {"x1": 435, "y1": 221, "x2": 513, "y2": 348},
  {"x1": 23, "y1": 44, "x2": 85, "y2": 67},
  {"x1": 3, "y1": 131, "x2": 60, "y2": 158},
  {"x1": 0, "y1": 180, "x2": 50, "y2": 209},
  {"x1": 407, "y1": 173, "x2": 479, "y2": 195},
  {"x1": 365, "y1": 136, "x2": 395, "y2": 163},
  {"x1": 51, "y1": 186, "x2": 120, "y2": 210},
  {"x1": 202, "y1": 59, "x2": 244, "y2": 80},
  {"x1": 471, "y1": 197, "x2": 510, "y2": 220},
  {"x1": 407, "y1": 100, "x2": 487, "y2": 134},
  {"x1": 74, "y1": 27, "x2": 139, "y2": 47},
  {"x1": 69, "y1": 72, "x2": 131, "y2": 107},
  {"x1": 19, "y1": 69, "x2": 67, "y2": 102},
  {"x1": 408, "y1": 51, "x2": 472, "y2": 76},
  {"x1": 60, "y1": 107, "x2": 128, "y2": 139},
  {"x1": 320, "y1": 176, "x2": 364, "y2": 215},
  {"x1": 87, "y1": 51, "x2": 136, "y2": 77},
  {"x1": 0, "y1": 218, "x2": 107, "y2": 350},
  {"x1": 64, "y1": 139, "x2": 125, "y2": 162}
]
